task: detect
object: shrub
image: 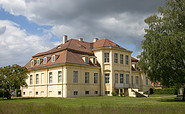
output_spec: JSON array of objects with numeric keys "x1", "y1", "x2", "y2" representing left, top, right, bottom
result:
[
  {"x1": 149, "y1": 88, "x2": 154, "y2": 94},
  {"x1": 120, "y1": 92, "x2": 124, "y2": 96},
  {"x1": 153, "y1": 88, "x2": 176, "y2": 95},
  {"x1": 111, "y1": 92, "x2": 117, "y2": 96}
]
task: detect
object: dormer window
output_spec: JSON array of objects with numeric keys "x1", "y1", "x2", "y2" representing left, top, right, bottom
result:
[
  {"x1": 31, "y1": 60, "x2": 34, "y2": 67},
  {"x1": 93, "y1": 58, "x2": 96, "y2": 64},
  {"x1": 52, "y1": 55, "x2": 55, "y2": 62},
  {"x1": 85, "y1": 57, "x2": 89, "y2": 63},
  {"x1": 43, "y1": 57, "x2": 47, "y2": 64},
  {"x1": 37, "y1": 59, "x2": 40, "y2": 65}
]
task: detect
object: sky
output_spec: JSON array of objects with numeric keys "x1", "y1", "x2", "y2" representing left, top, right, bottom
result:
[{"x1": 0, "y1": 0, "x2": 165, "y2": 67}]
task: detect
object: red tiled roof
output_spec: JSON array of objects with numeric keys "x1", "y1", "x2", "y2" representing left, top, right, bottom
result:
[{"x1": 25, "y1": 38, "x2": 128, "y2": 69}]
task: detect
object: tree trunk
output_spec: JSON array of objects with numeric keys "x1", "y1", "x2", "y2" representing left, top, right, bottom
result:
[{"x1": 183, "y1": 87, "x2": 185, "y2": 101}]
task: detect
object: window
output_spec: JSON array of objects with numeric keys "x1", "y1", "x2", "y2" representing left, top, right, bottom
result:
[
  {"x1": 58, "y1": 91, "x2": 61, "y2": 95},
  {"x1": 135, "y1": 64, "x2": 137, "y2": 69},
  {"x1": 85, "y1": 57, "x2": 89, "y2": 63},
  {"x1": 37, "y1": 59, "x2": 40, "y2": 65},
  {"x1": 105, "y1": 73, "x2": 110, "y2": 84},
  {"x1": 73, "y1": 71, "x2": 78, "y2": 83},
  {"x1": 74, "y1": 91, "x2": 78, "y2": 95},
  {"x1": 146, "y1": 77, "x2": 148, "y2": 85},
  {"x1": 85, "y1": 91, "x2": 89, "y2": 94},
  {"x1": 114, "y1": 53, "x2": 118, "y2": 63},
  {"x1": 104, "y1": 53, "x2": 109, "y2": 63},
  {"x1": 85, "y1": 72, "x2": 89, "y2": 83},
  {"x1": 136, "y1": 76, "x2": 139, "y2": 85},
  {"x1": 36, "y1": 74, "x2": 39, "y2": 84},
  {"x1": 49, "y1": 72, "x2": 52, "y2": 83},
  {"x1": 120, "y1": 73, "x2": 124, "y2": 84},
  {"x1": 115, "y1": 73, "x2": 118, "y2": 84},
  {"x1": 126, "y1": 74, "x2": 129, "y2": 84},
  {"x1": 58, "y1": 71, "x2": 62, "y2": 83},
  {"x1": 125, "y1": 55, "x2": 129, "y2": 65},
  {"x1": 94, "y1": 91, "x2": 98, "y2": 94},
  {"x1": 52, "y1": 55, "x2": 55, "y2": 62},
  {"x1": 94, "y1": 73, "x2": 98, "y2": 84},
  {"x1": 30, "y1": 75, "x2": 32, "y2": 85},
  {"x1": 36, "y1": 92, "x2": 38, "y2": 95},
  {"x1": 31, "y1": 60, "x2": 34, "y2": 67},
  {"x1": 93, "y1": 58, "x2": 96, "y2": 64},
  {"x1": 23, "y1": 92, "x2": 25, "y2": 95},
  {"x1": 43, "y1": 57, "x2": 47, "y2": 64},
  {"x1": 120, "y1": 54, "x2": 123, "y2": 64},
  {"x1": 105, "y1": 91, "x2": 110, "y2": 95}
]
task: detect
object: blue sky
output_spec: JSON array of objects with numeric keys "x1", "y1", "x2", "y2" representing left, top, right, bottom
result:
[{"x1": 0, "y1": 0, "x2": 164, "y2": 67}]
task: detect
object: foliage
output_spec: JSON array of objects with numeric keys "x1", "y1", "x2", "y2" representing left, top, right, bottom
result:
[
  {"x1": 111, "y1": 92, "x2": 117, "y2": 96},
  {"x1": 150, "y1": 88, "x2": 154, "y2": 94},
  {"x1": 16, "y1": 89, "x2": 21, "y2": 97},
  {"x1": 0, "y1": 64, "x2": 28, "y2": 99},
  {"x1": 0, "y1": 97, "x2": 185, "y2": 113},
  {"x1": 138, "y1": 0, "x2": 185, "y2": 100},
  {"x1": 153, "y1": 88, "x2": 176, "y2": 95},
  {"x1": 119, "y1": 92, "x2": 124, "y2": 96}
]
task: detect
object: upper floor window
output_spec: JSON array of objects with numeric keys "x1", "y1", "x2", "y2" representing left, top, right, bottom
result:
[
  {"x1": 93, "y1": 58, "x2": 96, "y2": 64},
  {"x1": 52, "y1": 55, "x2": 55, "y2": 62},
  {"x1": 31, "y1": 60, "x2": 34, "y2": 67},
  {"x1": 43, "y1": 57, "x2": 47, "y2": 64},
  {"x1": 114, "y1": 53, "x2": 118, "y2": 63},
  {"x1": 105, "y1": 73, "x2": 110, "y2": 84},
  {"x1": 73, "y1": 71, "x2": 78, "y2": 83},
  {"x1": 125, "y1": 55, "x2": 129, "y2": 65},
  {"x1": 126, "y1": 74, "x2": 129, "y2": 84},
  {"x1": 85, "y1": 57, "x2": 89, "y2": 63},
  {"x1": 104, "y1": 53, "x2": 109, "y2": 63},
  {"x1": 146, "y1": 77, "x2": 148, "y2": 85},
  {"x1": 58, "y1": 71, "x2": 62, "y2": 83},
  {"x1": 85, "y1": 72, "x2": 89, "y2": 83},
  {"x1": 36, "y1": 74, "x2": 39, "y2": 84},
  {"x1": 49, "y1": 72, "x2": 52, "y2": 83},
  {"x1": 135, "y1": 64, "x2": 137, "y2": 69},
  {"x1": 37, "y1": 59, "x2": 40, "y2": 65},
  {"x1": 94, "y1": 73, "x2": 98, "y2": 84},
  {"x1": 30, "y1": 75, "x2": 32, "y2": 85},
  {"x1": 120, "y1": 73, "x2": 124, "y2": 84},
  {"x1": 115, "y1": 73, "x2": 118, "y2": 84},
  {"x1": 120, "y1": 54, "x2": 123, "y2": 64}
]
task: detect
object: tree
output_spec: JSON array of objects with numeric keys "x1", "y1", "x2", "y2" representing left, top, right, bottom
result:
[
  {"x1": 138, "y1": 0, "x2": 185, "y2": 100},
  {"x1": 0, "y1": 64, "x2": 28, "y2": 99}
]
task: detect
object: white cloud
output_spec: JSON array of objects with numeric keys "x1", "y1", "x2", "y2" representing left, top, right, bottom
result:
[{"x1": 0, "y1": 20, "x2": 54, "y2": 67}]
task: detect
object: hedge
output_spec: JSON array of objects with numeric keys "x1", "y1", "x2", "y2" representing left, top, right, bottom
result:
[{"x1": 153, "y1": 88, "x2": 177, "y2": 95}]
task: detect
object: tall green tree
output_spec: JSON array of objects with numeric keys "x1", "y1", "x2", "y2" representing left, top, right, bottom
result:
[
  {"x1": 138, "y1": 0, "x2": 185, "y2": 100},
  {"x1": 0, "y1": 64, "x2": 28, "y2": 99}
]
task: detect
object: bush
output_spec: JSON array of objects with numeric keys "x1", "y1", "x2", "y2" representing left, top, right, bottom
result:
[
  {"x1": 16, "y1": 89, "x2": 21, "y2": 97},
  {"x1": 120, "y1": 92, "x2": 124, "y2": 96},
  {"x1": 153, "y1": 88, "x2": 176, "y2": 95},
  {"x1": 149, "y1": 88, "x2": 154, "y2": 94},
  {"x1": 111, "y1": 92, "x2": 117, "y2": 96},
  {"x1": 0, "y1": 90, "x2": 9, "y2": 98}
]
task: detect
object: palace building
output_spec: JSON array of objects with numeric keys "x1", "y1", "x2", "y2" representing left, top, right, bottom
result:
[{"x1": 22, "y1": 35, "x2": 151, "y2": 97}]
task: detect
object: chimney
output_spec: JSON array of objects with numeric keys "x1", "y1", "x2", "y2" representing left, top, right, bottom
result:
[
  {"x1": 78, "y1": 38, "x2": 83, "y2": 41},
  {"x1": 93, "y1": 38, "x2": 99, "y2": 42},
  {"x1": 63, "y1": 35, "x2": 67, "y2": 44}
]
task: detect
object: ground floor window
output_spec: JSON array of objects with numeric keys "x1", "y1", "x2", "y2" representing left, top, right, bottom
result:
[
  {"x1": 23, "y1": 92, "x2": 25, "y2": 95},
  {"x1": 36, "y1": 92, "x2": 38, "y2": 95},
  {"x1": 105, "y1": 91, "x2": 110, "y2": 95},
  {"x1": 74, "y1": 91, "x2": 78, "y2": 95},
  {"x1": 58, "y1": 91, "x2": 61, "y2": 95},
  {"x1": 85, "y1": 91, "x2": 89, "y2": 94},
  {"x1": 94, "y1": 91, "x2": 98, "y2": 94}
]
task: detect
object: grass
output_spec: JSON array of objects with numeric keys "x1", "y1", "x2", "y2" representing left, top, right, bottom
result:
[{"x1": 0, "y1": 95, "x2": 185, "y2": 114}]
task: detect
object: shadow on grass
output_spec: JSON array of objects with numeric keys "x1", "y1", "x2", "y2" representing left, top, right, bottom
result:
[
  {"x1": 159, "y1": 98, "x2": 185, "y2": 102},
  {"x1": 0, "y1": 97, "x2": 41, "y2": 101}
]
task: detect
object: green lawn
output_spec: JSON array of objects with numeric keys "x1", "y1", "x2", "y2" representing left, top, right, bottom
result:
[{"x1": 0, "y1": 95, "x2": 185, "y2": 114}]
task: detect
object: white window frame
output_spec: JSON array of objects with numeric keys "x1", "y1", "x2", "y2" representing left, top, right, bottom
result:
[
  {"x1": 105, "y1": 73, "x2": 110, "y2": 84},
  {"x1": 37, "y1": 59, "x2": 40, "y2": 65},
  {"x1": 36, "y1": 74, "x2": 39, "y2": 84},
  {"x1": 31, "y1": 60, "x2": 34, "y2": 67},
  {"x1": 85, "y1": 57, "x2": 89, "y2": 63},
  {"x1": 58, "y1": 71, "x2": 62, "y2": 83},
  {"x1": 114, "y1": 53, "x2": 118, "y2": 63},
  {"x1": 52, "y1": 55, "x2": 55, "y2": 62},
  {"x1": 30, "y1": 75, "x2": 32, "y2": 85},
  {"x1": 104, "y1": 53, "x2": 109, "y2": 63},
  {"x1": 49, "y1": 72, "x2": 52, "y2": 83},
  {"x1": 73, "y1": 71, "x2": 78, "y2": 83},
  {"x1": 94, "y1": 73, "x2": 98, "y2": 84},
  {"x1": 120, "y1": 54, "x2": 123, "y2": 64},
  {"x1": 85, "y1": 72, "x2": 89, "y2": 83},
  {"x1": 43, "y1": 57, "x2": 47, "y2": 64}
]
